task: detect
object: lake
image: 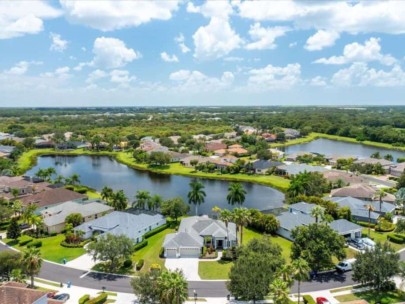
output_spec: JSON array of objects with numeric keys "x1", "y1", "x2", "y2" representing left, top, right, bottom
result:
[
  {"x1": 26, "y1": 155, "x2": 285, "y2": 215},
  {"x1": 284, "y1": 138, "x2": 404, "y2": 162}
]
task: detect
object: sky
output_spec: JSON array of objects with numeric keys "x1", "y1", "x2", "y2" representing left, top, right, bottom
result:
[{"x1": 1, "y1": 0, "x2": 405, "y2": 107}]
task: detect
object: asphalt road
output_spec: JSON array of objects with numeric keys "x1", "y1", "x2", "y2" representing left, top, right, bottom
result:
[{"x1": 2, "y1": 242, "x2": 402, "y2": 297}]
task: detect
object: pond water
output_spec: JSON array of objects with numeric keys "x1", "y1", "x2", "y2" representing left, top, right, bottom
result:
[
  {"x1": 283, "y1": 138, "x2": 404, "y2": 162},
  {"x1": 26, "y1": 155, "x2": 285, "y2": 215}
]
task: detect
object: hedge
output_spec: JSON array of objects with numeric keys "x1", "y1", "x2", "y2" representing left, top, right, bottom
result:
[
  {"x1": 61, "y1": 241, "x2": 86, "y2": 248},
  {"x1": 136, "y1": 259, "x2": 144, "y2": 271},
  {"x1": 388, "y1": 233, "x2": 405, "y2": 244},
  {"x1": 19, "y1": 237, "x2": 33, "y2": 246},
  {"x1": 133, "y1": 239, "x2": 148, "y2": 252},
  {"x1": 143, "y1": 223, "x2": 169, "y2": 239},
  {"x1": 375, "y1": 223, "x2": 396, "y2": 232},
  {"x1": 27, "y1": 240, "x2": 42, "y2": 248},
  {"x1": 86, "y1": 293, "x2": 108, "y2": 304},
  {"x1": 123, "y1": 259, "x2": 132, "y2": 268},
  {"x1": 78, "y1": 294, "x2": 90, "y2": 304},
  {"x1": 356, "y1": 221, "x2": 376, "y2": 228},
  {"x1": 303, "y1": 295, "x2": 316, "y2": 304}
]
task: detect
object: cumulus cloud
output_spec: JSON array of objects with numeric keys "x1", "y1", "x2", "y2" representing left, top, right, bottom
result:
[
  {"x1": 49, "y1": 32, "x2": 68, "y2": 52},
  {"x1": 315, "y1": 37, "x2": 396, "y2": 66},
  {"x1": 91, "y1": 37, "x2": 140, "y2": 69},
  {"x1": 309, "y1": 76, "x2": 328, "y2": 87},
  {"x1": 3, "y1": 61, "x2": 42, "y2": 75},
  {"x1": 245, "y1": 23, "x2": 290, "y2": 50},
  {"x1": 169, "y1": 70, "x2": 234, "y2": 92},
  {"x1": 174, "y1": 33, "x2": 190, "y2": 53},
  {"x1": 247, "y1": 63, "x2": 301, "y2": 90},
  {"x1": 305, "y1": 30, "x2": 339, "y2": 51},
  {"x1": 41, "y1": 66, "x2": 71, "y2": 80},
  {"x1": 0, "y1": 1, "x2": 61, "y2": 39},
  {"x1": 60, "y1": 0, "x2": 180, "y2": 31},
  {"x1": 86, "y1": 69, "x2": 108, "y2": 84},
  {"x1": 109, "y1": 70, "x2": 136, "y2": 87},
  {"x1": 161, "y1": 52, "x2": 179, "y2": 63}
]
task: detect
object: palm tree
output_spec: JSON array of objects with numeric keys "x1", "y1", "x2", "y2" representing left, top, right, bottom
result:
[
  {"x1": 396, "y1": 188, "x2": 405, "y2": 215},
  {"x1": 232, "y1": 207, "x2": 251, "y2": 245},
  {"x1": 70, "y1": 173, "x2": 80, "y2": 185},
  {"x1": 53, "y1": 175, "x2": 65, "y2": 185},
  {"x1": 150, "y1": 194, "x2": 163, "y2": 211},
  {"x1": 219, "y1": 209, "x2": 233, "y2": 248},
  {"x1": 12, "y1": 199, "x2": 22, "y2": 217},
  {"x1": 32, "y1": 215, "x2": 44, "y2": 237},
  {"x1": 157, "y1": 270, "x2": 188, "y2": 304},
  {"x1": 111, "y1": 190, "x2": 128, "y2": 211},
  {"x1": 188, "y1": 180, "x2": 206, "y2": 215},
  {"x1": 366, "y1": 204, "x2": 375, "y2": 238},
  {"x1": 22, "y1": 204, "x2": 37, "y2": 229},
  {"x1": 277, "y1": 264, "x2": 294, "y2": 287},
  {"x1": 133, "y1": 190, "x2": 151, "y2": 209},
  {"x1": 269, "y1": 278, "x2": 290, "y2": 304},
  {"x1": 226, "y1": 182, "x2": 246, "y2": 206},
  {"x1": 22, "y1": 247, "x2": 42, "y2": 288},
  {"x1": 376, "y1": 189, "x2": 386, "y2": 213},
  {"x1": 101, "y1": 186, "x2": 114, "y2": 203},
  {"x1": 292, "y1": 258, "x2": 310, "y2": 304},
  {"x1": 310, "y1": 205, "x2": 324, "y2": 224}
]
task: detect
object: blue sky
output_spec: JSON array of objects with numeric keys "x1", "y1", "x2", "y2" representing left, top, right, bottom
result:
[{"x1": 1, "y1": 0, "x2": 405, "y2": 106}]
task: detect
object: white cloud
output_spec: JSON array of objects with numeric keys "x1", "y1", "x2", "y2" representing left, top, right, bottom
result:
[
  {"x1": 237, "y1": 1, "x2": 405, "y2": 36},
  {"x1": 315, "y1": 37, "x2": 396, "y2": 66},
  {"x1": 289, "y1": 42, "x2": 297, "y2": 48},
  {"x1": 245, "y1": 23, "x2": 290, "y2": 50},
  {"x1": 332, "y1": 62, "x2": 405, "y2": 87},
  {"x1": 60, "y1": 0, "x2": 180, "y2": 31},
  {"x1": 174, "y1": 33, "x2": 190, "y2": 53},
  {"x1": 92, "y1": 37, "x2": 140, "y2": 69},
  {"x1": 247, "y1": 63, "x2": 301, "y2": 90},
  {"x1": 86, "y1": 69, "x2": 108, "y2": 84},
  {"x1": 169, "y1": 70, "x2": 234, "y2": 92},
  {"x1": 309, "y1": 76, "x2": 327, "y2": 87},
  {"x1": 193, "y1": 17, "x2": 242, "y2": 60},
  {"x1": 305, "y1": 30, "x2": 339, "y2": 51},
  {"x1": 3, "y1": 61, "x2": 42, "y2": 75},
  {"x1": 224, "y1": 57, "x2": 244, "y2": 62},
  {"x1": 41, "y1": 66, "x2": 71, "y2": 80},
  {"x1": 160, "y1": 52, "x2": 179, "y2": 63},
  {"x1": 0, "y1": 1, "x2": 61, "y2": 39},
  {"x1": 187, "y1": 1, "x2": 233, "y2": 19},
  {"x1": 49, "y1": 32, "x2": 68, "y2": 52},
  {"x1": 110, "y1": 70, "x2": 136, "y2": 87}
]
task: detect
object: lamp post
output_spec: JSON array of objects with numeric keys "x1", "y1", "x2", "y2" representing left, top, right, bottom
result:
[{"x1": 193, "y1": 289, "x2": 197, "y2": 304}]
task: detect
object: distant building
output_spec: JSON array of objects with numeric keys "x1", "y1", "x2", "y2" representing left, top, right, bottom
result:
[
  {"x1": 20, "y1": 188, "x2": 87, "y2": 209},
  {"x1": 276, "y1": 164, "x2": 327, "y2": 176},
  {"x1": 284, "y1": 128, "x2": 300, "y2": 139},
  {"x1": 252, "y1": 160, "x2": 283, "y2": 174},
  {"x1": 285, "y1": 151, "x2": 316, "y2": 162},
  {"x1": 269, "y1": 148, "x2": 285, "y2": 160},
  {"x1": 390, "y1": 162, "x2": 405, "y2": 177},
  {"x1": 261, "y1": 133, "x2": 277, "y2": 142},
  {"x1": 354, "y1": 158, "x2": 394, "y2": 173},
  {"x1": 205, "y1": 142, "x2": 227, "y2": 152},
  {"x1": 323, "y1": 171, "x2": 366, "y2": 186}
]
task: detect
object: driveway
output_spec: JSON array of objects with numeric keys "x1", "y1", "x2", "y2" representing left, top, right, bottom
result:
[
  {"x1": 165, "y1": 258, "x2": 201, "y2": 281},
  {"x1": 65, "y1": 252, "x2": 99, "y2": 271}
]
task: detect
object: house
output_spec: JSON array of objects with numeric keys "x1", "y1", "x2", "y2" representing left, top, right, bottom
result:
[
  {"x1": 285, "y1": 151, "x2": 316, "y2": 162},
  {"x1": 331, "y1": 184, "x2": 377, "y2": 201},
  {"x1": 75, "y1": 209, "x2": 166, "y2": 243},
  {"x1": 276, "y1": 212, "x2": 315, "y2": 240},
  {"x1": 0, "y1": 281, "x2": 62, "y2": 304},
  {"x1": 228, "y1": 144, "x2": 243, "y2": 149},
  {"x1": 323, "y1": 171, "x2": 366, "y2": 186},
  {"x1": 169, "y1": 136, "x2": 181, "y2": 145},
  {"x1": 252, "y1": 160, "x2": 283, "y2": 174},
  {"x1": 20, "y1": 188, "x2": 87, "y2": 208},
  {"x1": 214, "y1": 149, "x2": 227, "y2": 157},
  {"x1": 329, "y1": 219, "x2": 362, "y2": 239},
  {"x1": 227, "y1": 147, "x2": 248, "y2": 156},
  {"x1": 0, "y1": 176, "x2": 52, "y2": 201},
  {"x1": 390, "y1": 162, "x2": 405, "y2": 177},
  {"x1": 34, "y1": 140, "x2": 55, "y2": 148},
  {"x1": 284, "y1": 128, "x2": 300, "y2": 139},
  {"x1": 224, "y1": 131, "x2": 237, "y2": 139},
  {"x1": 262, "y1": 133, "x2": 277, "y2": 142},
  {"x1": 354, "y1": 158, "x2": 394, "y2": 173},
  {"x1": 276, "y1": 164, "x2": 327, "y2": 176},
  {"x1": 0, "y1": 145, "x2": 15, "y2": 156},
  {"x1": 180, "y1": 155, "x2": 211, "y2": 167},
  {"x1": 289, "y1": 202, "x2": 318, "y2": 214},
  {"x1": 140, "y1": 140, "x2": 167, "y2": 153},
  {"x1": 327, "y1": 196, "x2": 381, "y2": 223},
  {"x1": 205, "y1": 142, "x2": 227, "y2": 152},
  {"x1": 163, "y1": 216, "x2": 237, "y2": 258},
  {"x1": 269, "y1": 148, "x2": 285, "y2": 160},
  {"x1": 368, "y1": 200, "x2": 396, "y2": 215},
  {"x1": 222, "y1": 154, "x2": 238, "y2": 163},
  {"x1": 238, "y1": 125, "x2": 257, "y2": 135},
  {"x1": 167, "y1": 151, "x2": 188, "y2": 163},
  {"x1": 325, "y1": 154, "x2": 357, "y2": 166},
  {"x1": 40, "y1": 200, "x2": 113, "y2": 233}
]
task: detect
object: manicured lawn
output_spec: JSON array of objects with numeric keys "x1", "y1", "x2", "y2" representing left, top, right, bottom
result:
[
  {"x1": 132, "y1": 228, "x2": 175, "y2": 272},
  {"x1": 335, "y1": 290, "x2": 405, "y2": 303},
  {"x1": 362, "y1": 229, "x2": 405, "y2": 251},
  {"x1": 198, "y1": 260, "x2": 233, "y2": 280},
  {"x1": 5, "y1": 234, "x2": 85, "y2": 263}
]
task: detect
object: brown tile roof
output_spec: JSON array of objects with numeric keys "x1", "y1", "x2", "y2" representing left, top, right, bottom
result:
[
  {"x1": 0, "y1": 282, "x2": 48, "y2": 304},
  {"x1": 331, "y1": 183, "x2": 376, "y2": 200},
  {"x1": 227, "y1": 147, "x2": 248, "y2": 155},
  {"x1": 323, "y1": 171, "x2": 366, "y2": 185},
  {"x1": 20, "y1": 188, "x2": 86, "y2": 208},
  {"x1": 205, "y1": 142, "x2": 227, "y2": 152}
]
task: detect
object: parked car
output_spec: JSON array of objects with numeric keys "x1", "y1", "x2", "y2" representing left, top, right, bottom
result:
[
  {"x1": 19, "y1": 223, "x2": 30, "y2": 229},
  {"x1": 349, "y1": 238, "x2": 365, "y2": 250},
  {"x1": 361, "y1": 237, "x2": 376, "y2": 250},
  {"x1": 336, "y1": 258, "x2": 356, "y2": 272},
  {"x1": 53, "y1": 293, "x2": 70, "y2": 302},
  {"x1": 316, "y1": 297, "x2": 331, "y2": 304}
]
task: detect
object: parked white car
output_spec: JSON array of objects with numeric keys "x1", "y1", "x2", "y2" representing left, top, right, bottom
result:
[
  {"x1": 336, "y1": 258, "x2": 356, "y2": 272},
  {"x1": 361, "y1": 237, "x2": 376, "y2": 250}
]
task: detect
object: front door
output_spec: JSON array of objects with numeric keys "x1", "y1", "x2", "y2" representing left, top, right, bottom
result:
[{"x1": 217, "y1": 240, "x2": 223, "y2": 249}]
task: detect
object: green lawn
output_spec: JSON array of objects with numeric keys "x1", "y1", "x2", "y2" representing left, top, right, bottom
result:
[
  {"x1": 362, "y1": 229, "x2": 405, "y2": 251},
  {"x1": 5, "y1": 234, "x2": 85, "y2": 263},
  {"x1": 335, "y1": 290, "x2": 405, "y2": 303},
  {"x1": 199, "y1": 260, "x2": 233, "y2": 280},
  {"x1": 132, "y1": 228, "x2": 175, "y2": 272}
]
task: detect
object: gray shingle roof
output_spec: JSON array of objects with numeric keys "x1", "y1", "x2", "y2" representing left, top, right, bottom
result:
[
  {"x1": 289, "y1": 202, "x2": 317, "y2": 215},
  {"x1": 277, "y1": 164, "x2": 327, "y2": 175},
  {"x1": 329, "y1": 219, "x2": 362, "y2": 235},
  {"x1": 163, "y1": 232, "x2": 203, "y2": 248},
  {"x1": 327, "y1": 196, "x2": 380, "y2": 220},
  {"x1": 277, "y1": 212, "x2": 315, "y2": 231},
  {"x1": 369, "y1": 201, "x2": 396, "y2": 214},
  {"x1": 252, "y1": 160, "x2": 283, "y2": 170}
]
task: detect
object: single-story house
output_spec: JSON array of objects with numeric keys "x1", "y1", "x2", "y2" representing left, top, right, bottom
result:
[
  {"x1": 368, "y1": 200, "x2": 396, "y2": 215},
  {"x1": 284, "y1": 128, "x2": 300, "y2": 139},
  {"x1": 224, "y1": 131, "x2": 237, "y2": 139},
  {"x1": 222, "y1": 154, "x2": 238, "y2": 163},
  {"x1": 331, "y1": 184, "x2": 376, "y2": 201},
  {"x1": 269, "y1": 148, "x2": 285, "y2": 160},
  {"x1": 238, "y1": 126, "x2": 257, "y2": 135},
  {"x1": 323, "y1": 171, "x2": 366, "y2": 186},
  {"x1": 163, "y1": 216, "x2": 237, "y2": 258},
  {"x1": 20, "y1": 188, "x2": 87, "y2": 209},
  {"x1": 205, "y1": 142, "x2": 227, "y2": 152},
  {"x1": 276, "y1": 164, "x2": 327, "y2": 176},
  {"x1": 325, "y1": 154, "x2": 357, "y2": 166},
  {"x1": 167, "y1": 151, "x2": 188, "y2": 162},
  {"x1": 75, "y1": 209, "x2": 166, "y2": 243},
  {"x1": 227, "y1": 147, "x2": 248, "y2": 156},
  {"x1": 285, "y1": 151, "x2": 316, "y2": 162},
  {"x1": 0, "y1": 145, "x2": 15, "y2": 156},
  {"x1": 262, "y1": 133, "x2": 277, "y2": 142},
  {"x1": 390, "y1": 162, "x2": 405, "y2": 177},
  {"x1": 327, "y1": 196, "x2": 381, "y2": 223},
  {"x1": 40, "y1": 200, "x2": 113, "y2": 233},
  {"x1": 289, "y1": 202, "x2": 318, "y2": 215},
  {"x1": 276, "y1": 212, "x2": 315, "y2": 240},
  {"x1": 329, "y1": 219, "x2": 362, "y2": 239},
  {"x1": 214, "y1": 149, "x2": 227, "y2": 157},
  {"x1": 228, "y1": 144, "x2": 243, "y2": 149},
  {"x1": 180, "y1": 155, "x2": 211, "y2": 167},
  {"x1": 252, "y1": 160, "x2": 283, "y2": 174},
  {"x1": 0, "y1": 282, "x2": 61, "y2": 304},
  {"x1": 354, "y1": 158, "x2": 394, "y2": 173}
]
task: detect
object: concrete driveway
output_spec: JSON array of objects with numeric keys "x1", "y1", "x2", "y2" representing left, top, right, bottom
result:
[{"x1": 165, "y1": 258, "x2": 201, "y2": 281}]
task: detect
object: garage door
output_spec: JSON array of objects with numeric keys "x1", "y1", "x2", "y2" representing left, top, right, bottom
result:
[
  {"x1": 180, "y1": 247, "x2": 200, "y2": 258},
  {"x1": 166, "y1": 249, "x2": 177, "y2": 258}
]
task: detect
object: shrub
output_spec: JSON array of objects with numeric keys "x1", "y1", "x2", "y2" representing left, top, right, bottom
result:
[
  {"x1": 133, "y1": 239, "x2": 148, "y2": 252},
  {"x1": 143, "y1": 223, "x2": 169, "y2": 239},
  {"x1": 86, "y1": 293, "x2": 108, "y2": 304},
  {"x1": 60, "y1": 241, "x2": 85, "y2": 248},
  {"x1": 50, "y1": 232, "x2": 57, "y2": 237},
  {"x1": 78, "y1": 294, "x2": 90, "y2": 304},
  {"x1": 65, "y1": 185, "x2": 74, "y2": 190},
  {"x1": 159, "y1": 247, "x2": 164, "y2": 258},
  {"x1": 27, "y1": 240, "x2": 42, "y2": 248},
  {"x1": 375, "y1": 220, "x2": 395, "y2": 232},
  {"x1": 150, "y1": 263, "x2": 161, "y2": 271},
  {"x1": 19, "y1": 237, "x2": 33, "y2": 246},
  {"x1": 123, "y1": 259, "x2": 132, "y2": 268},
  {"x1": 136, "y1": 259, "x2": 144, "y2": 271},
  {"x1": 356, "y1": 221, "x2": 376, "y2": 228},
  {"x1": 388, "y1": 233, "x2": 405, "y2": 244},
  {"x1": 75, "y1": 188, "x2": 87, "y2": 194},
  {"x1": 303, "y1": 295, "x2": 316, "y2": 304}
]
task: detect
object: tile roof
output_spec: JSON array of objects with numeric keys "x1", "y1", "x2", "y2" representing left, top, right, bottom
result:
[
  {"x1": 329, "y1": 219, "x2": 362, "y2": 235},
  {"x1": 289, "y1": 202, "x2": 317, "y2": 215},
  {"x1": 331, "y1": 184, "x2": 375, "y2": 200},
  {"x1": 20, "y1": 188, "x2": 86, "y2": 208},
  {"x1": 354, "y1": 158, "x2": 394, "y2": 167},
  {"x1": 252, "y1": 160, "x2": 283, "y2": 170},
  {"x1": 327, "y1": 196, "x2": 380, "y2": 220},
  {"x1": 0, "y1": 282, "x2": 50, "y2": 304}
]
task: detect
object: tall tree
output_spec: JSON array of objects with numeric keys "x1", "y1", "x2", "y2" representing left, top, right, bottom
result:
[
  {"x1": 287, "y1": 171, "x2": 329, "y2": 198},
  {"x1": 160, "y1": 197, "x2": 189, "y2": 223},
  {"x1": 22, "y1": 247, "x2": 42, "y2": 288},
  {"x1": 187, "y1": 180, "x2": 206, "y2": 215},
  {"x1": 292, "y1": 258, "x2": 310, "y2": 304},
  {"x1": 131, "y1": 268, "x2": 161, "y2": 304},
  {"x1": 232, "y1": 207, "x2": 251, "y2": 245},
  {"x1": 7, "y1": 217, "x2": 21, "y2": 239},
  {"x1": 111, "y1": 190, "x2": 128, "y2": 211},
  {"x1": 219, "y1": 209, "x2": 233, "y2": 247},
  {"x1": 133, "y1": 190, "x2": 151, "y2": 210},
  {"x1": 0, "y1": 251, "x2": 22, "y2": 281},
  {"x1": 227, "y1": 182, "x2": 247, "y2": 206},
  {"x1": 70, "y1": 173, "x2": 81, "y2": 185},
  {"x1": 366, "y1": 204, "x2": 375, "y2": 238},
  {"x1": 65, "y1": 213, "x2": 83, "y2": 227},
  {"x1": 150, "y1": 194, "x2": 163, "y2": 211},
  {"x1": 157, "y1": 270, "x2": 188, "y2": 304},
  {"x1": 269, "y1": 278, "x2": 290, "y2": 304},
  {"x1": 310, "y1": 205, "x2": 325, "y2": 224},
  {"x1": 101, "y1": 186, "x2": 114, "y2": 203},
  {"x1": 227, "y1": 238, "x2": 285, "y2": 303}
]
